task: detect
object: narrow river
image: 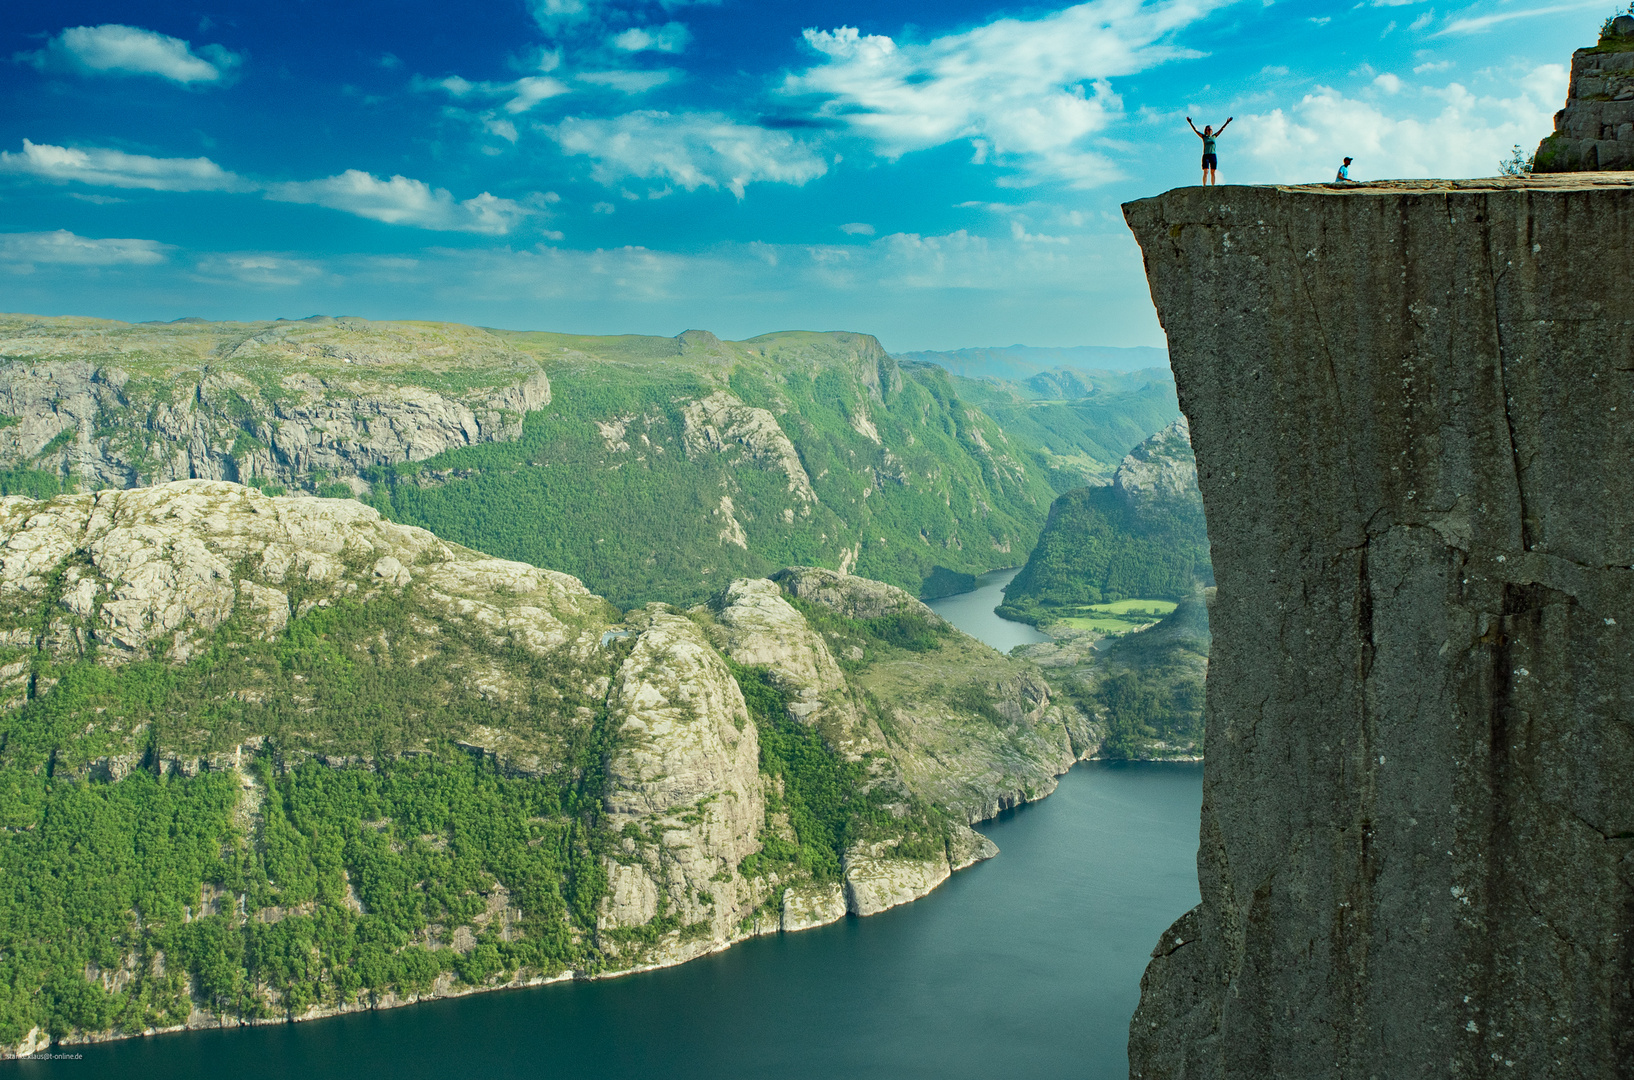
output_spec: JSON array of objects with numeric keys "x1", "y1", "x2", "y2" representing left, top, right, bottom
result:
[
  {"x1": 924, "y1": 567, "x2": 1051, "y2": 653},
  {"x1": 43, "y1": 577, "x2": 1204, "y2": 1080}
]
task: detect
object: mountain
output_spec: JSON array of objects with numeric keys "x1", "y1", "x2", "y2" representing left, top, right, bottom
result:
[
  {"x1": 0, "y1": 316, "x2": 1172, "y2": 608},
  {"x1": 895, "y1": 344, "x2": 1172, "y2": 377},
  {"x1": 997, "y1": 417, "x2": 1210, "y2": 625},
  {"x1": 0, "y1": 480, "x2": 1097, "y2": 1054},
  {"x1": 926, "y1": 364, "x2": 1182, "y2": 490}
]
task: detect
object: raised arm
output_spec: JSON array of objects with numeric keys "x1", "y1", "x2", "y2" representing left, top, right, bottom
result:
[
  {"x1": 1186, "y1": 116, "x2": 1202, "y2": 138},
  {"x1": 1216, "y1": 116, "x2": 1234, "y2": 134}
]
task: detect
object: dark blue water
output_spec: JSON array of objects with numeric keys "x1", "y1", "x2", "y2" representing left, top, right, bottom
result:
[{"x1": 41, "y1": 762, "x2": 1201, "y2": 1080}]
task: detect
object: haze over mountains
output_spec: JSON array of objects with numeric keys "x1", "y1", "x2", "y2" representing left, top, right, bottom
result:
[{"x1": 897, "y1": 344, "x2": 1172, "y2": 378}]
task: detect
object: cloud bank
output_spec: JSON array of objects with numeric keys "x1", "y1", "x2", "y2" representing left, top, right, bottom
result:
[
  {"x1": 1, "y1": 141, "x2": 539, "y2": 235},
  {"x1": 552, "y1": 111, "x2": 828, "y2": 196},
  {"x1": 784, "y1": 0, "x2": 1232, "y2": 186},
  {"x1": 22, "y1": 24, "x2": 243, "y2": 85},
  {"x1": 0, "y1": 230, "x2": 172, "y2": 268}
]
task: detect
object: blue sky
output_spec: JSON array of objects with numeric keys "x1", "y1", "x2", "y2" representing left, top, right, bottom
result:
[{"x1": 0, "y1": 0, "x2": 1590, "y2": 350}]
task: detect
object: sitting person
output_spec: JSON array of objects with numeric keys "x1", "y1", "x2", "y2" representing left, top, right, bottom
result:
[{"x1": 1335, "y1": 157, "x2": 1354, "y2": 182}]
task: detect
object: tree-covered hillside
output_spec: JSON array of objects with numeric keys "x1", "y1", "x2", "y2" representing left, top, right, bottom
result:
[
  {"x1": 0, "y1": 317, "x2": 1177, "y2": 610},
  {"x1": 357, "y1": 329, "x2": 1160, "y2": 608},
  {"x1": 998, "y1": 418, "x2": 1210, "y2": 625},
  {"x1": 0, "y1": 482, "x2": 1091, "y2": 1050},
  {"x1": 937, "y1": 365, "x2": 1181, "y2": 489}
]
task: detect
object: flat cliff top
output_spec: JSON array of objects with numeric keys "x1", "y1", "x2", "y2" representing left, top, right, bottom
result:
[{"x1": 1133, "y1": 172, "x2": 1634, "y2": 203}]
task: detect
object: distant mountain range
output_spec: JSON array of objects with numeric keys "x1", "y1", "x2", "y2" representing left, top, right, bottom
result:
[{"x1": 894, "y1": 344, "x2": 1172, "y2": 378}]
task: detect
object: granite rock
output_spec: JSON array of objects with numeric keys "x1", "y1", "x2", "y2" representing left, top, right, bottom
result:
[
  {"x1": 1533, "y1": 32, "x2": 1634, "y2": 172},
  {"x1": 1123, "y1": 176, "x2": 1634, "y2": 1079}
]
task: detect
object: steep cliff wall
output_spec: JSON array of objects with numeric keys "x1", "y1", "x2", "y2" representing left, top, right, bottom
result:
[{"x1": 1123, "y1": 175, "x2": 1634, "y2": 1078}]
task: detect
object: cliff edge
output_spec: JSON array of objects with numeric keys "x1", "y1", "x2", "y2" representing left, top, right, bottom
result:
[{"x1": 1123, "y1": 176, "x2": 1634, "y2": 1078}]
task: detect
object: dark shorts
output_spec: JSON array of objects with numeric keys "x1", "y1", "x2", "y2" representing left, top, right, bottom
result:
[{"x1": 1202, "y1": 153, "x2": 1218, "y2": 169}]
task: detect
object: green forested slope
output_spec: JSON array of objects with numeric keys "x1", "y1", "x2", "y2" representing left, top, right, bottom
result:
[
  {"x1": 998, "y1": 418, "x2": 1209, "y2": 624},
  {"x1": 358, "y1": 331, "x2": 1068, "y2": 608},
  {"x1": 941, "y1": 368, "x2": 1180, "y2": 489},
  {"x1": 0, "y1": 482, "x2": 1089, "y2": 1049},
  {"x1": 0, "y1": 317, "x2": 1177, "y2": 609}
]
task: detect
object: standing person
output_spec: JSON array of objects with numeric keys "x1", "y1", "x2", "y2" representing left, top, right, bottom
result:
[
  {"x1": 1187, "y1": 115, "x2": 1233, "y2": 185},
  {"x1": 1335, "y1": 156, "x2": 1354, "y2": 182}
]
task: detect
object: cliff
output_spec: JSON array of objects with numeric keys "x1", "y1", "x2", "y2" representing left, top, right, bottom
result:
[
  {"x1": 1534, "y1": 16, "x2": 1634, "y2": 172},
  {"x1": 1123, "y1": 175, "x2": 1634, "y2": 1077},
  {"x1": 0, "y1": 481, "x2": 1092, "y2": 1054}
]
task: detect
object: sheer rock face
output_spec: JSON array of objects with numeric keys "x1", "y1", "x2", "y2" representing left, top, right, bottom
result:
[
  {"x1": 1535, "y1": 27, "x2": 1634, "y2": 172},
  {"x1": 1123, "y1": 178, "x2": 1634, "y2": 1079},
  {"x1": 709, "y1": 577, "x2": 879, "y2": 758},
  {"x1": 600, "y1": 611, "x2": 767, "y2": 964},
  {"x1": 680, "y1": 391, "x2": 818, "y2": 504}
]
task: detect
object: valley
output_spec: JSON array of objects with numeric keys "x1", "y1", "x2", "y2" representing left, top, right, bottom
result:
[{"x1": 0, "y1": 312, "x2": 1213, "y2": 1057}]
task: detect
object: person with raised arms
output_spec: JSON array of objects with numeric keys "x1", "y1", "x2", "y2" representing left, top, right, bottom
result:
[{"x1": 1187, "y1": 115, "x2": 1233, "y2": 185}]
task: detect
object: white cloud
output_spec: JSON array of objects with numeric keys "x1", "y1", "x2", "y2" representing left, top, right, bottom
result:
[
  {"x1": 551, "y1": 111, "x2": 828, "y2": 197},
  {"x1": 24, "y1": 24, "x2": 243, "y2": 85},
  {"x1": 0, "y1": 140, "x2": 250, "y2": 191},
  {"x1": 1435, "y1": 1, "x2": 1601, "y2": 35},
  {"x1": 266, "y1": 172, "x2": 535, "y2": 234},
  {"x1": 612, "y1": 23, "x2": 692, "y2": 53},
  {"x1": 840, "y1": 222, "x2": 875, "y2": 235},
  {"x1": 0, "y1": 140, "x2": 540, "y2": 233},
  {"x1": 578, "y1": 70, "x2": 676, "y2": 94},
  {"x1": 1374, "y1": 72, "x2": 1404, "y2": 93},
  {"x1": 783, "y1": 0, "x2": 1233, "y2": 187},
  {"x1": 1410, "y1": 10, "x2": 1436, "y2": 31},
  {"x1": 1011, "y1": 220, "x2": 1070, "y2": 243},
  {"x1": 0, "y1": 230, "x2": 170, "y2": 267},
  {"x1": 505, "y1": 75, "x2": 573, "y2": 113},
  {"x1": 1238, "y1": 63, "x2": 1567, "y2": 181},
  {"x1": 193, "y1": 253, "x2": 324, "y2": 287},
  {"x1": 1413, "y1": 58, "x2": 1453, "y2": 73},
  {"x1": 422, "y1": 72, "x2": 572, "y2": 114}
]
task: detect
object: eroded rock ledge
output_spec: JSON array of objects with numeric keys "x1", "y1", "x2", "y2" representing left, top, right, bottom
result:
[{"x1": 1123, "y1": 177, "x2": 1634, "y2": 1078}]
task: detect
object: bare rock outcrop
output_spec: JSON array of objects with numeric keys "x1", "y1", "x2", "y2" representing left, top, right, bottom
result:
[
  {"x1": 1111, "y1": 416, "x2": 1199, "y2": 515},
  {"x1": 1535, "y1": 19, "x2": 1634, "y2": 172},
  {"x1": 1123, "y1": 176, "x2": 1634, "y2": 1077},
  {"x1": 771, "y1": 566, "x2": 949, "y2": 625},
  {"x1": 708, "y1": 577, "x2": 881, "y2": 758},
  {"x1": 0, "y1": 316, "x2": 550, "y2": 492},
  {"x1": 680, "y1": 391, "x2": 817, "y2": 504},
  {"x1": 599, "y1": 610, "x2": 766, "y2": 965}
]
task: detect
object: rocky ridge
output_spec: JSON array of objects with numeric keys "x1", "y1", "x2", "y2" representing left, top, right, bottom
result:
[
  {"x1": 1110, "y1": 417, "x2": 1200, "y2": 516},
  {"x1": 1123, "y1": 175, "x2": 1634, "y2": 1077},
  {"x1": 0, "y1": 316, "x2": 1077, "y2": 609},
  {"x1": 1534, "y1": 16, "x2": 1634, "y2": 172},
  {"x1": 0, "y1": 480, "x2": 1094, "y2": 1056},
  {"x1": 0, "y1": 316, "x2": 551, "y2": 493}
]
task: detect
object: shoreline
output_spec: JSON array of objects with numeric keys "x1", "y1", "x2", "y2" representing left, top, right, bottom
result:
[{"x1": 5, "y1": 747, "x2": 1108, "y2": 1060}]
